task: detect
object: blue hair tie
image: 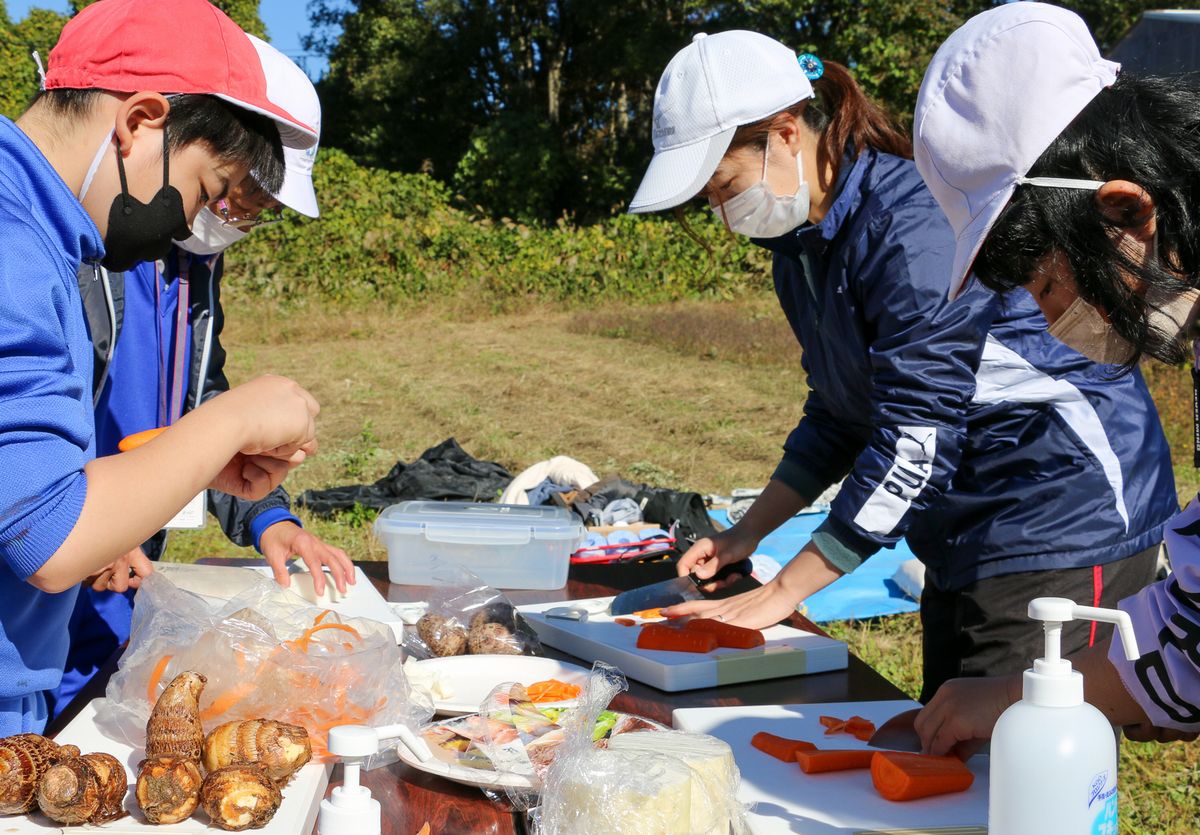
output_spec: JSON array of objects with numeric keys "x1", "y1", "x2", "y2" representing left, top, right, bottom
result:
[{"x1": 798, "y1": 53, "x2": 824, "y2": 81}]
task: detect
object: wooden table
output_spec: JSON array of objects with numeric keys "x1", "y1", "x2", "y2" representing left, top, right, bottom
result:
[{"x1": 53, "y1": 559, "x2": 909, "y2": 835}]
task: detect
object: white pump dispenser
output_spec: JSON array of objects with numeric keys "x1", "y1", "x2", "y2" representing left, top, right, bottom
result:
[
  {"x1": 318, "y1": 723, "x2": 433, "y2": 835},
  {"x1": 989, "y1": 597, "x2": 1139, "y2": 835}
]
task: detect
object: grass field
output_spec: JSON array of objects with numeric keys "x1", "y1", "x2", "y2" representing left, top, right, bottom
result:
[{"x1": 170, "y1": 297, "x2": 1200, "y2": 833}]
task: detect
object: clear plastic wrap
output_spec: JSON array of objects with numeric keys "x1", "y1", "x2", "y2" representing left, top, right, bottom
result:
[
  {"x1": 402, "y1": 562, "x2": 542, "y2": 659},
  {"x1": 530, "y1": 668, "x2": 748, "y2": 834},
  {"x1": 94, "y1": 569, "x2": 430, "y2": 769}
]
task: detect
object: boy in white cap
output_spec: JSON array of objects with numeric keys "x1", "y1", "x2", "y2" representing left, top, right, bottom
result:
[
  {"x1": 51, "y1": 36, "x2": 344, "y2": 717},
  {"x1": 912, "y1": 2, "x2": 1200, "y2": 753},
  {"x1": 0, "y1": 0, "x2": 321, "y2": 735}
]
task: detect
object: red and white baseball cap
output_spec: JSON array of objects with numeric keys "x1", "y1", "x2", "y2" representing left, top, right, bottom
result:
[
  {"x1": 629, "y1": 30, "x2": 814, "y2": 214},
  {"x1": 913, "y1": 3, "x2": 1119, "y2": 299},
  {"x1": 44, "y1": 0, "x2": 317, "y2": 150},
  {"x1": 247, "y1": 35, "x2": 321, "y2": 217}
]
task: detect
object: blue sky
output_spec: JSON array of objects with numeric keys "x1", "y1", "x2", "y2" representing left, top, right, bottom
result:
[{"x1": 6, "y1": 0, "x2": 332, "y2": 76}]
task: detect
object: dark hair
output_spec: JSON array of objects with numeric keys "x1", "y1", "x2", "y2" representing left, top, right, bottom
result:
[
  {"x1": 974, "y1": 72, "x2": 1200, "y2": 367},
  {"x1": 33, "y1": 89, "x2": 284, "y2": 193},
  {"x1": 727, "y1": 60, "x2": 912, "y2": 191}
]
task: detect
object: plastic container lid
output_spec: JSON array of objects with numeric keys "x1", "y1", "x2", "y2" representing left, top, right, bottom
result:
[{"x1": 374, "y1": 501, "x2": 584, "y2": 545}]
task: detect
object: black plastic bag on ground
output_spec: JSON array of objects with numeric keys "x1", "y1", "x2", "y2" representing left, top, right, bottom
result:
[{"x1": 297, "y1": 438, "x2": 512, "y2": 516}]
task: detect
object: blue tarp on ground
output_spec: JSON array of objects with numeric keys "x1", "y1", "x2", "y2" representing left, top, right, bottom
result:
[{"x1": 709, "y1": 509, "x2": 920, "y2": 623}]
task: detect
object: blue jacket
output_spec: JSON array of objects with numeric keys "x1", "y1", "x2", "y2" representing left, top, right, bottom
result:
[
  {"x1": 0, "y1": 117, "x2": 100, "y2": 733},
  {"x1": 763, "y1": 148, "x2": 1178, "y2": 591}
]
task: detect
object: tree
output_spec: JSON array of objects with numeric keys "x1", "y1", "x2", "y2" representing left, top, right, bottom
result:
[
  {"x1": 0, "y1": 7, "x2": 69, "y2": 118},
  {"x1": 71, "y1": 0, "x2": 267, "y2": 38}
]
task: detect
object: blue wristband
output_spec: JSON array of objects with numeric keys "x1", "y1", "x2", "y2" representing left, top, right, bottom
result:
[{"x1": 250, "y1": 508, "x2": 302, "y2": 554}]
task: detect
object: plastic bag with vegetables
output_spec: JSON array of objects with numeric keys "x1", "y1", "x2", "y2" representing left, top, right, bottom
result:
[
  {"x1": 404, "y1": 562, "x2": 542, "y2": 659},
  {"x1": 94, "y1": 569, "x2": 430, "y2": 768}
]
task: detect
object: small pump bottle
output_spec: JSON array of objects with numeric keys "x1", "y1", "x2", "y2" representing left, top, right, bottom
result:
[{"x1": 989, "y1": 597, "x2": 1139, "y2": 835}]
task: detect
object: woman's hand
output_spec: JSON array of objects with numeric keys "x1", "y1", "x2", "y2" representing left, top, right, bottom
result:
[
  {"x1": 915, "y1": 674, "x2": 1022, "y2": 756},
  {"x1": 677, "y1": 527, "x2": 759, "y2": 587},
  {"x1": 662, "y1": 578, "x2": 802, "y2": 629}
]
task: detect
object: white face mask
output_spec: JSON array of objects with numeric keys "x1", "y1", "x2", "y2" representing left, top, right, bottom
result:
[
  {"x1": 176, "y1": 207, "x2": 248, "y2": 256},
  {"x1": 1048, "y1": 285, "x2": 1200, "y2": 365},
  {"x1": 712, "y1": 135, "x2": 810, "y2": 238}
]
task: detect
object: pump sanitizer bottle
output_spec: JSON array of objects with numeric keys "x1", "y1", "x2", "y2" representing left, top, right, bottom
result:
[{"x1": 989, "y1": 597, "x2": 1139, "y2": 835}]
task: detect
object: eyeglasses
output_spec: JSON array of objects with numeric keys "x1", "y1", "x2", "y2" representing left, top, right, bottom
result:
[{"x1": 216, "y1": 198, "x2": 282, "y2": 230}]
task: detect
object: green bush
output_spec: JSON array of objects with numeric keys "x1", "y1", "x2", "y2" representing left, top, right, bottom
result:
[{"x1": 225, "y1": 148, "x2": 772, "y2": 308}]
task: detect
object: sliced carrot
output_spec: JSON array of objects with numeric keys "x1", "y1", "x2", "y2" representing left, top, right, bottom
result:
[
  {"x1": 870, "y1": 751, "x2": 974, "y2": 801},
  {"x1": 684, "y1": 618, "x2": 765, "y2": 649},
  {"x1": 795, "y1": 748, "x2": 875, "y2": 774},
  {"x1": 636, "y1": 623, "x2": 718, "y2": 653},
  {"x1": 632, "y1": 608, "x2": 664, "y2": 620},
  {"x1": 526, "y1": 679, "x2": 582, "y2": 703},
  {"x1": 750, "y1": 731, "x2": 816, "y2": 762},
  {"x1": 818, "y1": 714, "x2": 876, "y2": 741},
  {"x1": 146, "y1": 655, "x2": 173, "y2": 704},
  {"x1": 307, "y1": 623, "x2": 362, "y2": 640},
  {"x1": 199, "y1": 682, "x2": 255, "y2": 722},
  {"x1": 614, "y1": 617, "x2": 636, "y2": 627}
]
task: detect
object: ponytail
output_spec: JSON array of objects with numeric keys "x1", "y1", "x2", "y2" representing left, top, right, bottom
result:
[
  {"x1": 805, "y1": 61, "x2": 912, "y2": 188},
  {"x1": 727, "y1": 59, "x2": 912, "y2": 191}
]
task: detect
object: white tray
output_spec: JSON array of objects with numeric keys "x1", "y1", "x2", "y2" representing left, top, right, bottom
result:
[
  {"x1": 517, "y1": 597, "x2": 847, "y2": 692},
  {"x1": 673, "y1": 701, "x2": 989, "y2": 835},
  {"x1": 3, "y1": 700, "x2": 330, "y2": 833}
]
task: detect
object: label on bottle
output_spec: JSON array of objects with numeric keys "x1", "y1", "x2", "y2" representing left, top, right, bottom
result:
[{"x1": 1088, "y1": 769, "x2": 1118, "y2": 835}]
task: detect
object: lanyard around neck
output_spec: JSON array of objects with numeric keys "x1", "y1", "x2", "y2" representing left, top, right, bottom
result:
[{"x1": 154, "y1": 256, "x2": 191, "y2": 427}]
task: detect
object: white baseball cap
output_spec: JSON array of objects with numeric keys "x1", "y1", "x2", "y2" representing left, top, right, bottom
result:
[
  {"x1": 628, "y1": 30, "x2": 814, "y2": 214},
  {"x1": 247, "y1": 35, "x2": 321, "y2": 218},
  {"x1": 913, "y1": 3, "x2": 1119, "y2": 299}
]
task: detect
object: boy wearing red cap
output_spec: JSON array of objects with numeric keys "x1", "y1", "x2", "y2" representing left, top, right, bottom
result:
[{"x1": 0, "y1": 0, "x2": 321, "y2": 735}]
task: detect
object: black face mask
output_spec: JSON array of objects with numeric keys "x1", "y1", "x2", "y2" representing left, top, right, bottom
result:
[{"x1": 100, "y1": 128, "x2": 191, "y2": 271}]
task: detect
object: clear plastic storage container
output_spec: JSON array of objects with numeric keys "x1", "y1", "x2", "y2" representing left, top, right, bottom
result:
[{"x1": 373, "y1": 501, "x2": 585, "y2": 589}]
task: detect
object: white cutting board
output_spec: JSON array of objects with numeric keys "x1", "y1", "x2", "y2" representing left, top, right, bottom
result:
[
  {"x1": 673, "y1": 701, "x2": 989, "y2": 834},
  {"x1": 156, "y1": 563, "x2": 404, "y2": 642},
  {"x1": 3, "y1": 700, "x2": 330, "y2": 834},
  {"x1": 518, "y1": 597, "x2": 847, "y2": 691}
]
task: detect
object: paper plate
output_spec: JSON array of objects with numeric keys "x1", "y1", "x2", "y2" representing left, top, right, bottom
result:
[
  {"x1": 409, "y1": 655, "x2": 592, "y2": 715},
  {"x1": 397, "y1": 707, "x2": 667, "y2": 790}
]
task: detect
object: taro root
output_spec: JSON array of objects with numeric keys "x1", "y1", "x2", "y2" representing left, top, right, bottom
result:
[
  {"x1": 203, "y1": 719, "x2": 312, "y2": 786},
  {"x1": 37, "y1": 752, "x2": 126, "y2": 825},
  {"x1": 416, "y1": 613, "x2": 468, "y2": 657},
  {"x1": 0, "y1": 734, "x2": 80, "y2": 814},
  {"x1": 200, "y1": 764, "x2": 282, "y2": 831},
  {"x1": 468, "y1": 621, "x2": 521, "y2": 655},
  {"x1": 146, "y1": 671, "x2": 206, "y2": 761},
  {"x1": 468, "y1": 602, "x2": 516, "y2": 631},
  {"x1": 136, "y1": 756, "x2": 202, "y2": 824}
]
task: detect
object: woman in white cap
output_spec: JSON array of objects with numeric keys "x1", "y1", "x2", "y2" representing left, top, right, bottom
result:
[
  {"x1": 911, "y1": 3, "x2": 1200, "y2": 753},
  {"x1": 634, "y1": 30, "x2": 1178, "y2": 702}
]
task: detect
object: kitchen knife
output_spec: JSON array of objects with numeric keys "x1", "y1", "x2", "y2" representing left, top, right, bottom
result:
[
  {"x1": 867, "y1": 707, "x2": 990, "y2": 758},
  {"x1": 609, "y1": 558, "x2": 753, "y2": 616}
]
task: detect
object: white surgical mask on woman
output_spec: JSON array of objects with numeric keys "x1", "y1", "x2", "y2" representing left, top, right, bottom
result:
[
  {"x1": 712, "y1": 135, "x2": 810, "y2": 239},
  {"x1": 176, "y1": 207, "x2": 248, "y2": 256}
]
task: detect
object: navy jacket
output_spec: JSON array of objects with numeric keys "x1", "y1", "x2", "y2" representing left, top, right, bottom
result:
[{"x1": 762, "y1": 149, "x2": 1178, "y2": 591}]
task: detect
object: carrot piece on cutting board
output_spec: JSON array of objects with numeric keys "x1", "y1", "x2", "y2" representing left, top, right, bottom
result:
[
  {"x1": 751, "y1": 732, "x2": 816, "y2": 762},
  {"x1": 795, "y1": 748, "x2": 875, "y2": 774},
  {"x1": 632, "y1": 608, "x2": 664, "y2": 620},
  {"x1": 819, "y1": 714, "x2": 876, "y2": 741},
  {"x1": 870, "y1": 751, "x2": 974, "y2": 801},
  {"x1": 684, "y1": 618, "x2": 765, "y2": 648},
  {"x1": 614, "y1": 617, "x2": 636, "y2": 627},
  {"x1": 636, "y1": 623, "x2": 718, "y2": 653}
]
